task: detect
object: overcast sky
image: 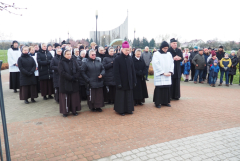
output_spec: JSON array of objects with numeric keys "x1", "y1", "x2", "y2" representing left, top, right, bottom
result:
[{"x1": 1, "y1": 0, "x2": 239, "y2": 43}]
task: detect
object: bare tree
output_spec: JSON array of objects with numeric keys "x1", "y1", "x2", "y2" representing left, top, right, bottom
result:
[{"x1": 0, "y1": 2, "x2": 27, "y2": 16}]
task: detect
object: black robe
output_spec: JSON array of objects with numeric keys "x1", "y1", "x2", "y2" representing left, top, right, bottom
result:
[
  {"x1": 113, "y1": 53, "x2": 137, "y2": 114},
  {"x1": 132, "y1": 57, "x2": 148, "y2": 102},
  {"x1": 168, "y1": 47, "x2": 183, "y2": 99}
]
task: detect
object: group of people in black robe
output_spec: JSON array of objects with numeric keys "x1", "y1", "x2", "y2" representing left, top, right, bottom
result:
[{"x1": 7, "y1": 39, "x2": 182, "y2": 117}]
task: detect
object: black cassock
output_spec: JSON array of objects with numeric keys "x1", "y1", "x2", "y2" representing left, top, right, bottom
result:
[
  {"x1": 168, "y1": 47, "x2": 183, "y2": 99},
  {"x1": 132, "y1": 57, "x2": 148, "y2": 103},
  {"x1": 113, "y1": 53, "x2": 137, "y2": 114}
]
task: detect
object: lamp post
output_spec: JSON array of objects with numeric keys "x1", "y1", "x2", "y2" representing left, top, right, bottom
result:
[
  {"x1": 104, "y1": 36, "x2": 105, "y2": 47},
  {"x1": 96, "y1": 10, "x2": 98, "y2": 45},
  {"x1": 134, "y1": 28, "x2": 136, "y2": 40}
]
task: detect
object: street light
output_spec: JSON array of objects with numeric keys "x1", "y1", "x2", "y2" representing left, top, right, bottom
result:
[
  {"x1": 134, "y1": 28, "x2": 136, "y2": 40},
  {"x1": 96, "y1": 10, "x2": 98, "y2": 45},
  {"x1": 104, "y1": 36, "x2": 105, "y2": 47}
]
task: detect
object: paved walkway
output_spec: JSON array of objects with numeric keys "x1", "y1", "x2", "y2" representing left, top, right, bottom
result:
[
  {"x1": 0, "y1": 69, "x2": 239, "y2": 161},
  {"x1": 96, "y1": 127, "x2": 240, "y2": 161}
]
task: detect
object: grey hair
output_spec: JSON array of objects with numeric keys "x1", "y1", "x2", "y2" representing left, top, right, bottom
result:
[
  {"x1": 108, "y1": 47, "x2": 114, "y2": 52},
  {"x1": 98, "y1": 46, "x2": 104, "y2": 51},
  {"x1": 231, "y1": 50, "x2": 236, "y2": 54},
  {"x1": 63, "y1": 49, "x2": 71, "y2": 56},
  {"x1": 135, "y1": 48, "x2": 142, "y2": 54},
  {"x1": 74, "y1": 48, "x2": 79, "y2": 53},
  {"x1": 88, "y1": 49, "x2": 96, "y2": 56},
  {"x1": 145, "y1": 46, "x2": 149, "y2": 49},
  {"x1": 80, "y1": 50, "x2": 86, "y2": 56}
]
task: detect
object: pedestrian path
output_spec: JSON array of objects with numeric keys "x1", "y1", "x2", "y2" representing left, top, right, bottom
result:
[{"x1": 96, "y1": 127, "x2": 240, "y2": 161}]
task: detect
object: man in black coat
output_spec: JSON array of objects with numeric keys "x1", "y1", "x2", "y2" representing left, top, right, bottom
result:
[
  {"x1": 216, "y1": 46, "x2": 225, "y2": 62},
  {"x1": 168, "y1": 38, "x2": 183, "y2": 100},
  {"x1": 113, "y1": 41, "x2": 137, "y2": 116}
]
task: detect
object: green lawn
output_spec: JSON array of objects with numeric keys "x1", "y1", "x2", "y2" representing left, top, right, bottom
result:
[
  {"x1": 148, "y1": 70, "x2": 240, "y2": 84},
  {"x1": 0, "y1": 50, "x2": 8, "y2": 63}
]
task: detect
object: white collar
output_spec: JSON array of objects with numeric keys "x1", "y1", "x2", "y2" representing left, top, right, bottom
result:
[{"x1": 135, "y1": 56, "x2": 140, "y2": 60}]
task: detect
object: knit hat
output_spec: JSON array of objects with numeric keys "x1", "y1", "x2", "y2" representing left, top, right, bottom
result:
[
  {"x1": 170, "y1": 38, "x2": 177, "y2": 43},
  {"x1": 208, "y1": 47, "x2": 212, "y2": 50},
  {"x1": 194, "y1": 46, "x2": 198, "y2": 49},
  {"x1": 211, "y1": 50, "x2": 216, "y2": 56},
  {"x1": 199, "y1": 48, "x2": 203, "y2": 51},
  {"x1": 54, "y1": 43, "x2": 60, "y2": 48},
  {"x1": 160, "y1": 41, "x2": 169, "y2": 49},
  {"x1": 79, "y1": 45, "x2": 84, "y2": 50},
  {"x1": 231, "y1": 50, "x2": 235, "y2": 54},
  {"x1": 122, "y1": 41, "x2": 130, "y2": 48},
  {"x1": 12, "y1": 40, "x2": 19, "y2": 45},
  {"x1": 61, "y1": 40, "x2": 66, "y2": 45},
  {"x1": 204, "y1": 48, "x2": 208, "y2": 52},
  {"x1": 214, "y1": 59, "x2": 218, "y2": 64},
  {"x1": 219, "y1": 45, "x2": 223, "y2": 49}
]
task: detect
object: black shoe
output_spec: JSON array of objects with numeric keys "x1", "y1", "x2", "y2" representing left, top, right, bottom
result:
[
  {"x1": 172, "y1": 98, "x2": 179, "y2": 100},
  {"x1": 163, "y1": 104, "x2": 171, "y2": 107},
  {"x1": 96, "y1": 108, "x2": 102, "y2": 112},
  {"x1": 120, "y1": 113, "x2": 125, "y2": 116},
  {"x1": 189, "y1": 79, "x2": 193, "y2": 81},
  {"x1": 91, "y1": 108, "x2": 97, "y2": 112},
  {"x1": 73, "y1": 112, "x2": 78, "y2": 116},
  {"x1": 14, "y1": 89, "x2": 17, "y2": 93},
  {"x1": 155, "y1": 104, "x2": 161, "y2": 108},
  {"x1": 138, "y1": 102, "x2": 143, "y2": 105},
  {"x1": 43, "y1": 96, "x2": 48, "y2": 100},
  {"x1": 107, "y1": 101, "x2": 111, "y2": 104},
  {"x1": 184, "y1": 79, "x2": 188, "y2": 82},
  {"x1": 128, "y1": 112, "x2": 133, "y2": 114},
  {"x1": 31, "y1": 98, "x2": 36, "y2": 103},
  {"x1": 48, "y1": 95, "x2": 53, "y2": 99},
  {"x1": 146, "y1": 79, "x2": 149, "y2": 81},
  {"x1": 24, "y1": 99, "x2": 29, "y2": 104},
  {"x1": 63, "y1": 114, "x2": 68, "y2": 117},
  {"x1": 230, "y1": 83, "x2": 232, "y2": 85}
]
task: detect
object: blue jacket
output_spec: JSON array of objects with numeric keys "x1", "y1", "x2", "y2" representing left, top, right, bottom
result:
[
  {"x1": 210, "y1": 65, "x2": 220, "y2": 77},
  {"x1": 181, "y1": 61, "x2": 191, "y2": 75}
]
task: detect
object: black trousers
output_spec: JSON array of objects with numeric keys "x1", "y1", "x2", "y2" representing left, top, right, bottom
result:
[
  {"x1": 191, "y1": 63, "x2": 195, "y2": 80},
  {"x1": 228, "y1": 75, "x2": 234, "y2": 84}
]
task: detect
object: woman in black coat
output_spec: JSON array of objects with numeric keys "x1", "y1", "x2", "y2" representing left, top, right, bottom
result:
[
  {"x1": 103, "y1": 47, "x2": 116, "y2": 104},
  {"x1": 50, "y1": 48, "x2": 62, "y2": 102},
  {"x1": 132, "y1": 49, "x2": 148, "y2": 105},
  {"x1": 18, "y1": 46, "x2": 38, "y2": 104},
  {"x1": 228, "y1": 51, "x2": 238, "y2": 85},
  {"x1": 37, "y1": 43, "x2": 54, "y2": 100},
  {"x1": 81, "y1": 49, "x2": 105, "y2": 112},
  {"x1": 75, "y1": 50, "x2": 87, "y2": 100},
  {"x1": 58, "y1": 50, "x2": 81, "y2": 117}
]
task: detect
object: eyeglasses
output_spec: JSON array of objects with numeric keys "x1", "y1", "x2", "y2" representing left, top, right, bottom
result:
[{"x1": 91, "y1": 54, "x2": 96, "y2": 56}]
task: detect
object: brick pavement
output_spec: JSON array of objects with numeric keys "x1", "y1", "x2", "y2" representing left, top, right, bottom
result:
[{"x1": 0, "y1": 69, "x2": 239, "y2": 161}]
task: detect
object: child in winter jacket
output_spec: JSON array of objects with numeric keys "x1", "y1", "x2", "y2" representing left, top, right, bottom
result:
[
  {"x1": 181, "y1": 56, "x2": 191, "y2": 82},
  {"x1": 209, "y1": 59, "x2": 220, "y2": 87},
  {"x1": 219, "y1": 53, "x2": 232, "y2": 86}
]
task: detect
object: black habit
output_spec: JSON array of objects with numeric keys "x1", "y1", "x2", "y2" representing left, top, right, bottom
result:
[
  {"x1": 132, "y1": 57, "x2": 148, "y2": 104},
  {"x1": 17, "y1": 53, "x2": 38, "y2": 100},
  {"x1": 58, "y1": 57, "x2": 81, "y2": 114},
  {"x1": 113, "y1": 53, "x2": 137, "y2": 114},
  {"x1": 75, "y1": 56, "x2": 87, "y2": 100},
  {"x1": 102, "y1": 56, "x2": 116, "y2": 103},
  {"x1": 50, "y1": 54, "x2": 61, "y2": 102},
  {"x1": 168, "y1": 47, "x2": 183, "y2": 99}
]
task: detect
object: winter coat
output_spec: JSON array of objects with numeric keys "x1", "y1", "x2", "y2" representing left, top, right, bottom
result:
[
  {"x1": 168, "y1": 47, "x2": 183, "y2": 79},
  {"x1": 189, "y1": 51, "x2": 198, "y2": 63},
  {"x1": 132, "y1": 57, "x2": 148, "y2": 100},
  {"x1": 17, "y1": 54, "x2": 37, "y2": 86},
  {"x1": 58, "y1": 57, "x2": 80, "y2": 94},
  {"x1": 192, "y1": 54, "x2": 206, "y2": 70},
  {"x1": 207, "y1": 56, "x2": 218, "y2": 74},
  {"x1": 81, "y1": 57, "x2": 105, "y2": 88},
  {"x1": 113, "y1": 53, "x2": 137, "y2": 90},
  {"x1": 37, "y1": 49, "x2": 53, "y2": 80},
  {"x1": 75, "y1": 56, "x2": 86, "y2": 86},
  {"x1": 216, "y1": 51, "x2": 225, "y2": 61},
  {"x1": 181, "y1": 61, "x2": 191, "y2": 75},
  {"x1": 141, "y1": 51, "x2": 152, "y2": 66},
  {"x1": 229, "y1": 55, "x2": 238, "y2": 75},
  {"x1": 220, "y1": 57, "x2": 232, "y2": 71},
  {"x1": 50, "y1": 55, "x2": 61, "y2": 88},
  {"x1": 102, "y1": 56, "x2": 115, "y2": 86},
  {"x1": 203, "y1": 53, "x2": 209, "y2": 70},
  {"x1": 210, "y1": 65, "x2": 220, "y2": 77}
]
